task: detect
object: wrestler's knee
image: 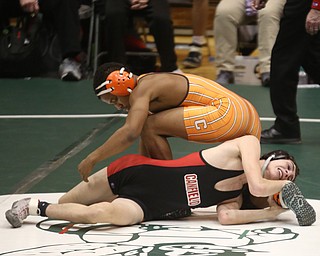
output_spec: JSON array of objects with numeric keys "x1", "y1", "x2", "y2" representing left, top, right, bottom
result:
[{"x1": 141, "y1": 117, "x2": 156, "y2": 139}]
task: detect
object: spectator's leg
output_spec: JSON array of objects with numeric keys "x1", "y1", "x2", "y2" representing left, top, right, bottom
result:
[
  {"x1": 41, "y1": 0, "x2": 82, "y2": 59},
  {"x1": 145, "y1": 0, "x2": 178, "y2": 72},
  {"x1": 269, "y1": 4, "x2": 309, "y2": 138},
  {"x1": 214, "y1": 0, "x2": 245, "y2": 84},
  {"x1": 214, "y1": 0, "x2": 246, "y2": 73},
  {"x1": 182, "y1": 0, "x2": 209, "y2": 68},
  {"x1": 104, "y1": 0, "x2": 130, "y2": 64},
  {"x1": 40, "y1": 0, "x2": 83, "y2": 80},
  {"x1": 257, "y1": 0, "x2": 286, "y2": 86}
]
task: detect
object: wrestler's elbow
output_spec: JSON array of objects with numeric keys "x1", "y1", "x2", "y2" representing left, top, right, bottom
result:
[
  {"x1": 122, "y1": 124, "x2": 141, "y2": 142},
  {"x1": 218, "y1": 209, "x2": 237, "y2": 225},
  {"x1": 248, "y1": 182, "x2": 268, "y2": 197}
]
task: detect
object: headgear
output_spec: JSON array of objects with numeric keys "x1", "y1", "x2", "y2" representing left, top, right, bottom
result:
[
  {"x1": 260, "y1": 150, "x2": 299, "y2": 180},
  {"x1": 95, "y1": 67, "x2": 135, "y2": 97}
]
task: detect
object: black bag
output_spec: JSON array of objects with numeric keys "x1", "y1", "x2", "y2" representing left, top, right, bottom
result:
[{"x1": 0, "y1": 14, "x2": 45, "y2": 77}]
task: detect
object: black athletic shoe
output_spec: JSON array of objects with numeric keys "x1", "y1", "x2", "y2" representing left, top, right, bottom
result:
[
  {"x1": 216, "y1": 71, "x2": 235, "y2": 86},
  {"x1": 261, "y1": 72, "x2": 270, "y2": 87},
  {"x1": 281, "y1": 182, "x2": 316, "y2": 226},
  {"x1": 183, "y1": 51, "x2": 202, "y2": 68},
  {"x1": 261, "y1": 126, "x2": 301, "y2": 144}
]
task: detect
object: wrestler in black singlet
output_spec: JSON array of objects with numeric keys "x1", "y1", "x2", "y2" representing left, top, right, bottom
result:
[{"x1": 107, "y1": 151, "x2": 244, "y2": 221}]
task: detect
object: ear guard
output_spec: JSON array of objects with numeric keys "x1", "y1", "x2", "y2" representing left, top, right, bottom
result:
[
  {"x1": 95, "y1": 67, "x2": 135, "y2": 97},
  {"x1": 261, "y1": 154, "x2": 276, "y2": 176}
]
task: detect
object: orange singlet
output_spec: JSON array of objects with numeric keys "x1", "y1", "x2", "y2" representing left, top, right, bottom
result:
[{"x1": 180, "y1": 74, "x2": 261, "y2": 142}]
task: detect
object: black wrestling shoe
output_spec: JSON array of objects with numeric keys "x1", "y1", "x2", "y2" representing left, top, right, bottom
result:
[
  {"x1": 260, "y1": 126, "x2": 301, "y2": 144},
  {"x1": 280, "y1": 182, "x2": 316, "y2": 226}
]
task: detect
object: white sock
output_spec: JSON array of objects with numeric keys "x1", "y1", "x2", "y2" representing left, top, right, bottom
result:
[
  {"x1": 192, "y1": 36, "x2": 206, "y2": 46},
  {"x1": 279, "y1": 191, "x2": 289, "y2": 209},
  {"x1": 29, "y1": 198, "x2": 39, "y2": 215},
  {"x1": 190, "y1": 45, "x2": 202, "y2": 52}
]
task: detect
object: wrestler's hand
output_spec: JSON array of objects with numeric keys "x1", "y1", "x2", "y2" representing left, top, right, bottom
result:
[
  {"x1": 78, "y1": 157, "x2": 95, "y2": 182},
  {"x1": 267, "y1": 196, "x2": 287, "y2": 216},
  {"x1": 130, "y1": 0, "x2": 149, "y2": 10},
  {"x1": 306, "y1": 9, "x2": 320, "y2": 35},
  {"x1": 19, "y1": 0, "x2": 39, "y2": 14},
  {"x1": 252, "y1": 0, "x2": 268, "y2": 10}
]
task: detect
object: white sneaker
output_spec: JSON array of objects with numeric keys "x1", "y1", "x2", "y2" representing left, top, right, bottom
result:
[
  {"x1": 5, "y1": 198, "x2": 31, "y2": 228},
  {"x1": 59, "y1": 58, "x2": 82, "y2": 81},
  {"x1": 172, "y1": 68, "x2": 183, "y2": 74}
]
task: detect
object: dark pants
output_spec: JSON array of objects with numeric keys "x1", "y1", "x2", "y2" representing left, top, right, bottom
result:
[
  {"x1": 104, "y1": 0, "x2": 178, "y2": 72},
  {"x1": 270, "y1": 0, "x2": 320, "y2": 137},
  {"x1": 0, "y1": 0, "x2": 82, "y2": 59}
]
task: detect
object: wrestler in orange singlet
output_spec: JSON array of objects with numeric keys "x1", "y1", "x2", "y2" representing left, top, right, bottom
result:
[
  {"x1": 78, "y1": 62, "x2": 261, "y2": 182},
  {"x1": 180, "y1": 73, "x2": 260, "y2": 142}
]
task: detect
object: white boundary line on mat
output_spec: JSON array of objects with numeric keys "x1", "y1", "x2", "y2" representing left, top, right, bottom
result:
[
  {"x1": 260, "y1": 117, "x2": 320, "y2": 123},
  {"x1": 1, "y1": 114, "x2": 320, "y2": 123},
  {"x1": 0, "y1": 114, "x2": 128, "y2": 119}
]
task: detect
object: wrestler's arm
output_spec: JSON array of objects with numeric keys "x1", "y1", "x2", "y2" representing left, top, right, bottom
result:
[
  {"x1": 204, "y1": 136, "x2": 290, "y2": 196},
  {"x1": 236, "y1": 136, "x2": 290, "y2": 197},
  {"x1": 216, "y1": 197, "x2": 287, "y2": 225},
  {"x1": 78, "y1": 86, "x2": 152, "y2": 182}
]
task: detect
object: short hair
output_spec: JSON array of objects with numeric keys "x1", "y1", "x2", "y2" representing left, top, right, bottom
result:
[
  {"x1": 93, "y1": 62, "x2": 132, "y2": 97},
  {"x1": 260, "y1": 150, "x2": 300, "y2": 180}
]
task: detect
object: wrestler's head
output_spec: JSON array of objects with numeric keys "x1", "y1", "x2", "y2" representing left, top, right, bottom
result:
[
  {"x1": 93, "y1": 62, "x2": 136, "y2": 98},
  {"x1": 260, "y1": 150, "x2": 299, "y2": 181}
]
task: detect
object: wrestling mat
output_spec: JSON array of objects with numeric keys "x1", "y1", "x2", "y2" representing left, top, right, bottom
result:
[{"x1": 0, "y1": 193, "x2": 319, "y2": 256}]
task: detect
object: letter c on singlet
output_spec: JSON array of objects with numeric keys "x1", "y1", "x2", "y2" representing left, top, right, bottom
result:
[{"x1": 195, "y1": 119, "x2": 208, "y2": 130}]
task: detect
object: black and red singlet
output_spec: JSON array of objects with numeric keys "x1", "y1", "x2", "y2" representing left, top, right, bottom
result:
[{"x1": 107, "y1": 151, "x2": 244, "y2": 221}]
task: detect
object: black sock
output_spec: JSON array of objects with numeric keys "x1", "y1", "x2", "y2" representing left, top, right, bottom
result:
[{"x1": 38, "y1": 201, "x2": 50, "y2": 217}]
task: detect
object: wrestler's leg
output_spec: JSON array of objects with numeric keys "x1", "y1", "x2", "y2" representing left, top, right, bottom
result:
[
  {"x1": 139, "y1": 138, "x2": 150, "y2": 157},
  {"x1": 141, "y1": 107, "x2": 187, "y2": 160},
  {"x1": 46, "y1": 198, "x2": 144, "y2": 225},
  {"x1": 59, "y1": 168, "x2": 117, "y2": 205},
  {"x1": 6, "y1": 197, "x2": 144, "y2": 227}
]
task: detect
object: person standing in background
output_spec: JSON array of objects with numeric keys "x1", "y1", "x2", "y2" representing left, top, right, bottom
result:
[
  {"x1": 260, "y1": 0, "x2": 320, "y2": 144},
  {"x1": 214, "y1": 0, "x2": 285, "y2": 87}
]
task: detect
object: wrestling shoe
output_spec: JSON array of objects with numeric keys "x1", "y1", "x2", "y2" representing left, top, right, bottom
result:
[
  {"x1": 280, "y1": 182, "x2": 316, "y2": 226},
  {"x1": 5, "y1": 198, "x2": 31, "y2": 228}
]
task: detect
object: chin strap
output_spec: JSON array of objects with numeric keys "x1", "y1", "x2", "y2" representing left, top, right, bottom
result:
[{"x1": 261, "y1": 154, "x2": 275, "y2": 177}]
